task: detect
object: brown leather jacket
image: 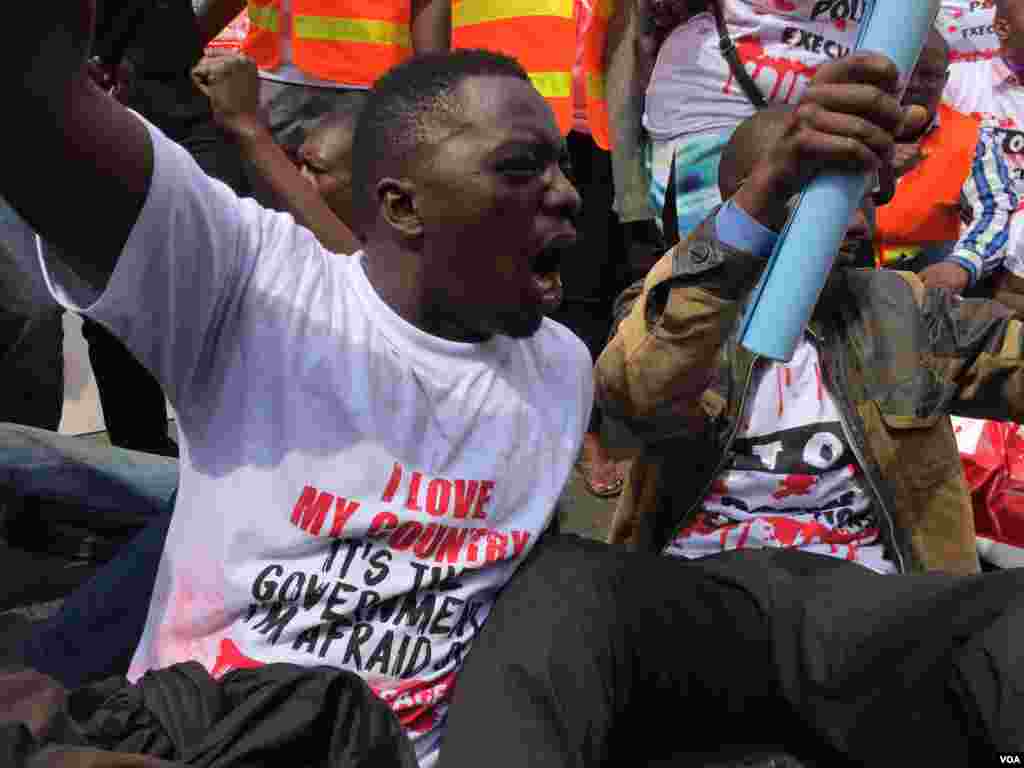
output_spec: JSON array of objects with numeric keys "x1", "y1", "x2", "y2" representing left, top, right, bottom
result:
[{"x1": 596, "y1": 219, "x2": 1024, "y2": 575}]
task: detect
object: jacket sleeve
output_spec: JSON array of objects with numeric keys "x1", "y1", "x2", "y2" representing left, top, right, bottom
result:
[
  {"x1": 594, "y1": 216, "x2": 765, "y2": 441},
  {"x1": 922, "y1": 285, "x2": 1024, "y2": 422}
]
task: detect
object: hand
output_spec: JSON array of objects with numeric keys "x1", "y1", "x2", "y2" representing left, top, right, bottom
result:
[
  {"x1": 735, "y1": 53, "x2": 929, "y2": 231},
  {"x1": 918, "y1": 261, "x2": 970, "y2": 294},
  {"x1": 891, "y1": 142, "x2": 926, "y2": 178},
  {"x1": 191, "y1": 51, "x2": 262, "y2": 136}
]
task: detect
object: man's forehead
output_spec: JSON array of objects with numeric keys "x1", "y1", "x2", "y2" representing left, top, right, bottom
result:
[{"x1": 454, "y1": 75, "x2": 562, "y2": 142}]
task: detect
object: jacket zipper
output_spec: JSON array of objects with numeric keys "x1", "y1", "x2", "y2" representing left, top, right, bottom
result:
[
  {"x1": 667, "y1": 331, "x2": 907, "y2": 573},
  {"x1": 662, "y1": 353, "x2": 760, "y2": 553},
  {"x1": 820, "y1": 331, "x2": 907, "y2": 574}
]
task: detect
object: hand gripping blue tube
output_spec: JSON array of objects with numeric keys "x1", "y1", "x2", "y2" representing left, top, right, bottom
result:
[{"x1": 737, "y1": 0, "x2": 941, "y2": 361}]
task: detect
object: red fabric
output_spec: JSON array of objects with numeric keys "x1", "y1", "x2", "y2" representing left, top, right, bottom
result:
[{"x1": 956, "y1": 419, "x2": 1024, "y2": 548}]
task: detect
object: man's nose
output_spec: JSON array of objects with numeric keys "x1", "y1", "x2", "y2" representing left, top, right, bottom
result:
[{"x1": 547, "y1": 164, "x2": 582, "y2": 220}]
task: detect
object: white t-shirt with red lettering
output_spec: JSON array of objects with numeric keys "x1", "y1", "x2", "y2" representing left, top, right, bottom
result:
[
  {"x1": 644, "y1": 0, "x2": 866, "y2": 142},
  {"x1": 37, "y1": 116, "x2": 592, "y2": 766},
  {"x1": 664, "y1": 336, "x2": 896, "y2": 574},
  {"x1": 938, "y1": 0, "x2": 999, "y2": 65}
]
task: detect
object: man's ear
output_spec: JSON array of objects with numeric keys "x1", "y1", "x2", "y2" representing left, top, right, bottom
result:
[{"x1": 376, "y1": 177, "x2": 423, "y2": 238}]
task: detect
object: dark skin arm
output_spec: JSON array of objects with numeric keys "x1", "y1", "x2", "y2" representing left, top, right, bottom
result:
[
  {"x1": 2, "y1": 2, "x2": 152, "y2": 292},
  {"x1": 411, "y1": 0, "x2": 451, "y2": 53},
  {"x1": 192, "y1": 52, "x2": 360, "y2": 254},
  {"x1": 634, "y1": 0, "x2": 658, "y2": 101},
  {"x1": 195, "y1": 0, "x2": 248, "y2": 49}
]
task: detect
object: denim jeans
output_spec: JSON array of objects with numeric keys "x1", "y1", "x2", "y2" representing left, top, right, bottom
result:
[{"x1": 0, "y1": 423, "x2": 179, "y2": 687}]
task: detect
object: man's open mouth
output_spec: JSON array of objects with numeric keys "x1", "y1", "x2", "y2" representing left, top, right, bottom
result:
[
  {"x1": 531, "y1": 236, "x2": 574, "y2": 277},
  {"x1": 531, "y1": 237, "x2": 574, "y2": 309}
]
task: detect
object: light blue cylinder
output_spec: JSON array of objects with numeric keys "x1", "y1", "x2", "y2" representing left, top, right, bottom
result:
[{"x1": 737, "y1": 0, "x2": 942, "y2": 361}]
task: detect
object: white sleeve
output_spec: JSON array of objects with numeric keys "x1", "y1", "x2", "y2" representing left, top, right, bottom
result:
[
  {"x1": 37, "y1": 112, "x2": 320, "y2": 411},
  {"x1": 1006, "y1": 213, "x2": 1024, "y2": 278}
]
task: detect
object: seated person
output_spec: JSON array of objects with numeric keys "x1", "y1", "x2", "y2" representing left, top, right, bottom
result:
[
  {"x1": 6, "y1": 5, "x2": 1024, "y2": 762},
  {"x1": 875, "y1": 28, "x2": 1017, "y2": 296},
  {"x1": 193, "y1": 51, "x2": 362, "y2": 252},
  {"x1": 596, "y1": 102, "x2": 1017, "y2": 577}
]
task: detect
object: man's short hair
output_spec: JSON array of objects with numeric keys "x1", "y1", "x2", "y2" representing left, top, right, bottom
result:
[
  {"x1": 309, "y1": 92, "x2": 370, "y2": 142},
  {"x1": 351, "y1": 49, "x2": 530, "y2": 228}
]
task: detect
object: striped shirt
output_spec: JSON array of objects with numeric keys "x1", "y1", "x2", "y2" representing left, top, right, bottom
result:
[
  {"x1": 945, "y1": 57, "x2": 1024, "y2": 277},
  {"x1": 949, "y1": 116, "x2": 1018, "y2": 283}
]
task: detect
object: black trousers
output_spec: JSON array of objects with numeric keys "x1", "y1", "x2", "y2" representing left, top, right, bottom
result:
[
  {"x1": 0, "y1": 307, "x2": 63, "y2": 431},
  {"x1": 440, "y1": 535, "x2": 1024, "y2": 767}
]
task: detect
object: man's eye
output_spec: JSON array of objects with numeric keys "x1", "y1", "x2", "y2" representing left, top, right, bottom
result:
[{"x1": 499, "y1": 157, "x2": 543, "y2": 177}]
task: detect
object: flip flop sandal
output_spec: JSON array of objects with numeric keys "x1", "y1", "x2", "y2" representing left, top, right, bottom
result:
[{"x1": 575, "y1": 458, "x2": 624, "y2": 498}]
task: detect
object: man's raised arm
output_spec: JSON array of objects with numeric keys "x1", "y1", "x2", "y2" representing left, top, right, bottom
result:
[{"x1": 2, "y1": 2, "x2": 152, "y2": 292}]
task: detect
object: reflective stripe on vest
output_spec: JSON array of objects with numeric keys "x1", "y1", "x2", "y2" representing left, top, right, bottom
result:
[
  {"x1": 242, "y1": 1, "x2": 411, "y2": 87},
  {"x1": 242, "y1": 0, "x2": 282, "y2": 70},
  {"x1": 249, "y1": 3, "x2": 280, "y2": 31},
  {"x1": 583, "y1": 0, "x2": 613, "y2": 149},
  {"x1": 293, "y1": 15, "x2": 411, "y2": 47},
  {"x1": 454, "y1": 0, "x2": 577, "y2": 136},
  {"x1": 531, "y1": 72, "x2": 573, "y2": 100},
  {"x1": 874, "y1": 104, "x2": 979, "y2": 267},
  {"x1": 874, "y1": 244, "x2": 924, "y2": 268},
  {"x1": 454, "y1": 0, "x2": 574, "y2": 26}
]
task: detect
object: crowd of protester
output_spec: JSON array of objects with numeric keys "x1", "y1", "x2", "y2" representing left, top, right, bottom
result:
[{"x1": 5, "y1": 0, "x2": 1024, "y2": 766}]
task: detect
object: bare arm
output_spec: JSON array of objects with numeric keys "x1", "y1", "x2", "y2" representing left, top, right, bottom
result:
[
  {"x1": 195, "y1": 0, "x2": 249, "y2": 49},
  {"x1": 411, "y1": 0, "x2": 451, "y2": 53},
  {"x1": 1, "y1": 3, "x2": 152, "y2": 292},
  {"x1": 228, "y1": 122, "x2": 360, "y2": 253},
  {"x1": 193, "y1": 53, "x2": 359, "y2": 254},
  {"x1": 634, "y1": 0, "x2": 658, "y2": 100}
]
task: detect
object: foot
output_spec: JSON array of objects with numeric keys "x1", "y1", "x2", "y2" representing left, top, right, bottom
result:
[{"x1": 576, "y1": 433, "x2": 625, "y2": 498}]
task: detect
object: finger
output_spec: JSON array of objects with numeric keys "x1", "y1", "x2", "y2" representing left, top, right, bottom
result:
[
  {"x1": 192, "y1": 61, "x2": 213, "y2": 81},
  {"x1": 791, "y1": 127, "x2": 887, "y2": 177},
  {"x1": 795, "y1": 101, "x2": 896, "y2": 164},
  {"x1": 800, "y1": 83, "x2": 905, "y2": 135},
  {"x1": 811, "y1": 52, "x2": 902, "y2": 95},
  {"x1": 191, "y1": 71, "x2": 211, "y2": 95},
  {"x1": 896, "y1": 104, "x2": 930, "y2": 140}
]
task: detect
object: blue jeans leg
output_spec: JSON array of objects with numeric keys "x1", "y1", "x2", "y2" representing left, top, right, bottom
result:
[
  {"x1": 0, "y1": 423, "x2": 179, "y2": 686},
  {"x1": 22, "y1": 506, "x2": 173, "y2": 687}
]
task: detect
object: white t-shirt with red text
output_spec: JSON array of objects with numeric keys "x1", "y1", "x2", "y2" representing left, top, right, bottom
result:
[
  {"x1": 644, "y1": 0, "x2": 866, "y2": 141},
  {"x1": 37, "y1": 116, "x2": 592, "y2": 766},
  {"x1": 664, "y1": 336, "x2": 896, "y2": 574},
  {"x1": 938, "y1": 0, "x2": 998, "y2": 65}
]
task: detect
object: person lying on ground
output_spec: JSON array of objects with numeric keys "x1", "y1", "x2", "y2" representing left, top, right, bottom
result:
[
  {"x1": 4, "y1": 4, "x2": 1024, "y2": 764},
  {"x1": 597, "y1": 100, "x2": 1024, "y2": 577},
  {"x1": 193, "y1": 50, "x2": 361, "y2": 253}
]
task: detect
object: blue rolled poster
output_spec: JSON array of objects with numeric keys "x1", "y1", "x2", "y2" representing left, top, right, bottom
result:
[{"x1": 737, "y1": 0, "x2": 942, "y2": 361}]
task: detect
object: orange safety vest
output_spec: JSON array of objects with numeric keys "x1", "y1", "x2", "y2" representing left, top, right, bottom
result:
[
  {"x1": 242, "y1": 0, "x2": 411, "y2": 88},
  {"x1": 874, "y1": 103, "x2": 980, "y2": 268},
  {"x1": 452, "y1": 0, "x2": 614, "y2": 149}
]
